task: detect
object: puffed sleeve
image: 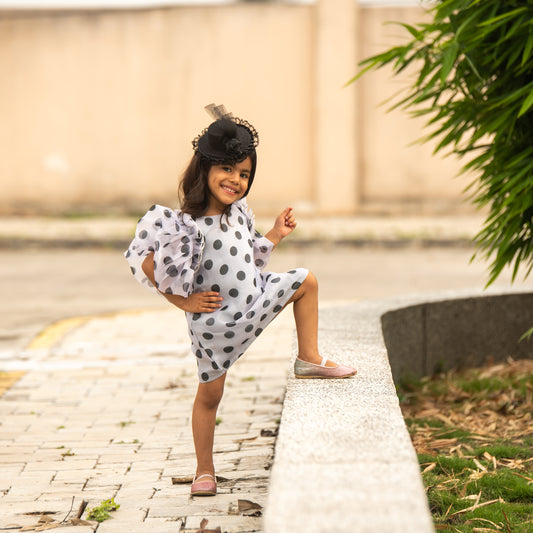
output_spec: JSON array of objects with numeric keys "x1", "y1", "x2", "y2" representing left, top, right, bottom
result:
[
  {"x1": 234, "y1": 199, "x2": 273, "y2": 270},
  {"x1": 124, "y1": 204, "x2": 205, "y2": 297}
]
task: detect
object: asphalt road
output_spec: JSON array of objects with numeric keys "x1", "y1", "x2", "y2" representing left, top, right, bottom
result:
[{"x1": 1, "y1": 244, "x2": 532, "y2": 352}]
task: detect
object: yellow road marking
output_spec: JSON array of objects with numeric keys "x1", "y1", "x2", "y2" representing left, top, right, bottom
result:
[
  {"x1": 26, "y1": 307, "x2": 165, "y2": 350},
  {"x1": 27, "y1": 316, "x2": 89, "y2": 350}
]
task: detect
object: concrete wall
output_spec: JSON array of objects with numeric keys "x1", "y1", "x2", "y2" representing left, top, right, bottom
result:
[
  {"x1": 0, "y1": 2, "x2": 471, "y2": 215},
  {"x1": 381, "y1": 293, "x2": 533, "y2": 383}
]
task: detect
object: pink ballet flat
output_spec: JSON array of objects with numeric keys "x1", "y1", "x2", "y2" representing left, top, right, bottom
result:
[
  {"x1": 294, "y1": 356, "x2": 357, "y2": 379},
  {"x1": 191, "y1": 473, "x2": 217, "y2": 496}
]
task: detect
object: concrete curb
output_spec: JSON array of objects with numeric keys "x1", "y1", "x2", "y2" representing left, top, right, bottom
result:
[
  {"x1": 0, "y1": 214, "x2": 484, "y2": 249},
  {"x1": 264, "y1": 286, "x2": 533, "y2": 533}
]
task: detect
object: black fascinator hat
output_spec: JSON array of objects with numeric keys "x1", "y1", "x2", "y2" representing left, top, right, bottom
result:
[{"x1": 192, "y1": 104, "x2": 259, "y2": 163}]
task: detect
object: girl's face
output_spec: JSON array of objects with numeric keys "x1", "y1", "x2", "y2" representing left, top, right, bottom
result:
[{"x1": 205, "y1": 157, "x2": 252, "y2": 215}]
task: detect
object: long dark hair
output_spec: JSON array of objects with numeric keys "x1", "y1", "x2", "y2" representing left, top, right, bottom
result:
[{"x1": 178, "y1": 151, "x2": 257, "y2": 218}]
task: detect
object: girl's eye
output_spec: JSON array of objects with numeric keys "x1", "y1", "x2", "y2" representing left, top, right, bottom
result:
[
  {"x1": 240, "y1": 174, "x2": 250, "y2": 179},
  {"x1": 223, "y1": 167, "x2": 231, "y2": 172}
]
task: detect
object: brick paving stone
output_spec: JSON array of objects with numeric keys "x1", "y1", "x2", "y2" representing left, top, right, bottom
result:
[{"x1": 0, "y1": 309, "x2": 292, "y2": 532}]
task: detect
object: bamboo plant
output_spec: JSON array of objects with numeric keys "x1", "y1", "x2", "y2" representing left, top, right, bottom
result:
[{"x1": 350, "y1": 0, "x2": 533, "y2": 287}]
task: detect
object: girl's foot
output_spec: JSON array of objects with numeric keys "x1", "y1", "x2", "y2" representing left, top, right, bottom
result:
[
  {"x1": 294, "y1": 356, "x2": 357, "y2": 379},
  {"x1": 191, "y1": 473, "x2": 217, "y2": 496}
]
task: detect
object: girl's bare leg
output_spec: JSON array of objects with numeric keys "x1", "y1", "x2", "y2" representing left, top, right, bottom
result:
[
  {"x1": 192, "y1": 373, "x2": 226, "y2": 478},
  {"x1": 287, "y1": 271, "x2": 337, "y2": 367}
]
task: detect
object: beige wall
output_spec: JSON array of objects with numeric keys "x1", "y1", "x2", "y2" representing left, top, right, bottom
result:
[{"x1": 0, "y1": 2, "x2": 472, "y2": 215}]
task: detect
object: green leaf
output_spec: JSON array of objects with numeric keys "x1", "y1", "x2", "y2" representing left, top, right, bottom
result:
[
  {"x1": 440, "y1": 41, "x2": 459, "y2": 83},
  {"x1": 521, "y1": 32, "x2": 533, "y2": 67},
  {"x1": 518, "y1": 88, "x2": 533, "y2": 117}
]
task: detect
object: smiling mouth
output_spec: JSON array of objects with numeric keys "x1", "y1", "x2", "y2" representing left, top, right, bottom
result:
[{"x1": 221, "y1": 185, "x2": 239, "y2": 195}]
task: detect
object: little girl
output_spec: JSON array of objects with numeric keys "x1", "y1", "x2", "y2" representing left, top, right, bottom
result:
[{"x1": 125, "y1": 104, "x2": 356, "y2": 496}]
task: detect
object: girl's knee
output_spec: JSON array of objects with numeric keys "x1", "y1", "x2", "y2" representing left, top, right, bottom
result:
[
  {"x1": 196, "y1": 374, "x2": 225, "y2": 409},
  {"x1": 304, "y1": 271, "x2": 318, "y2": 291}
]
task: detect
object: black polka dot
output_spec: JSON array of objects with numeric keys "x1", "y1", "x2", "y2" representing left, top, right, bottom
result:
[
  {"x1": 205, "y1": 218, "x2": 213, "y2": 225},
  {"x1": 220, "y1": 264, "x2": 229, "y2": 275},
  {"x1": 211, "y1": 284, "x2": 220, "y2": 292},
  {"x1": 241, "y1": 338, "x2": 249, "y2": 344},
  {"x1": 196, "y1": 275, "x2": 204, "y2": 284},
  {"x1": 253, "y1": 278, "x2": 257, "y2": 287},
  {"x1": 130, "y1": 266, "x2": 136, "y2": 275},
  {"x1": 181, "y1": 235, "x2": 190, "y2": 244},
  {"x1": 206, "y1": 349, "x2": 213, "y2": 357},
  {"x1": 211, "y1": 361, "x2": 219, "y2": 370},
  {"x1": 248, "y1": 239, "x2": 253, "y2": 248},
  {"x1": 237, "y1": 271, "x2": 246, "y2": 281},
  {"x1": 192, "y1": 313, "x2": 201, "y2": 321},
  {"x1": 201, "y1": 372, "x2": 209, "y2": 381},
  {"x1": 154, "y1": 241, "x2": 160, "y2": 251},
  {"x1": 213, "y1": 240, "x2": 222, "y2": 250},
  {"x1": 235, "y1": 230, "x2": 242, "y2": 239},
  {"x1": 246, "y1": 294, "x2": 253, "y2": 304},
  {"x1": 274, "y1": 305, "x2": 283, "y2": 313},
  {"x1": 230, "y1": 246, "x2": 238, "y2": 256},
  {"x1": 203, "y1": 332, "x2": 214, "y2": 340},
  {"x1": 223, "y1": 346, "x2": 234, "y2": 353},
  {"x1": 204, "y1": 259, "x2": 213, "y2": 270},
  {"x1": 139, "y1": 230, "x2": 148, "y2": 239},
  {"x1": 246, "y1": 311, "x2": 255, "y2": 319},
  {"x1": 224, "y1": 331, "x2": 235, "y2": 338},
  {"x1": 223, "y1": 360, "x2": 231, "y2": 368},
  {"x1": 220, "y1": 305, "x2": 229, "y2": 311},
  {"x1": 221, "y1": 223, "x2": 228, "y2": 232},
  {"x1": 164, "y1": 209, "x2": 172, "y2": 218},
  {"x1": 289, "y1": 269, "x2": 297, "y2": 274},
  {"x1": 292, "y1": 282, "x2": 302, "y2": 290},
  {"x1": 255, "y1": 259, "x2": 265, "y2": 268},
  {"x1": 226, "y1": 321, "x2": 236, "y2": 327},
  {"x1": 260, "y1": 314, "x2": 267, "y2": 321},
  {"x1": 278, "y1": 289, "x2": 285, "y2": 298},
  {"x1": 245, "y1": 254, "x2": 251, "y2": 263},
  {"x1": 149, "y1": 205, "x2": 156, "y2": 211},
  {"x1": 206, "y1": 318, "x2": 215, "y2": 326},
  {"x1": 271, "y1": 277, "x2": 281, "y2": 283},
  {"x1": 195, "y1": 349, "x2": 202, "y2": 359},
  {"x1": 233, "y1": 312, "x2": 243, "y2": 320},
  {"x1": 181, "y1": 268, "x2": 188, "y2": 277},
  {"x1": 245, "y1": 324, "x2": 253, "y2": 333},
  {"x1": 164, "y1": 256, "x2": 172, "y2": 265},
  {"x1": 229, "y1": 288, "x2": 239, "y2": 298},
  {"x1": 181, "y1": 244, "x2": 190, "y2": 255},
  {"x1": 260, "y1": 245, "x2": 268, "y2": 253},
  {"x1": 166, "y1": 265, "x2": 179, "y2": 277},
  {"x1": 238, "y1": 216, "x2": 244, "y2": 225},
  {"x1": 183, "y1": 282, "x2": 190, "y2": 292},
  {"x1": 263, "y1": 300, "x2": 271, "y2": 308},
  {"x1": 255, "y1": 328, "x2": 263, "y2": 337}
]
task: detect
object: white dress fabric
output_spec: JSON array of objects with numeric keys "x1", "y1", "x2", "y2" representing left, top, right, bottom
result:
[{"x1": 125, "y1": 199, "x2": 308, "y2": 382}]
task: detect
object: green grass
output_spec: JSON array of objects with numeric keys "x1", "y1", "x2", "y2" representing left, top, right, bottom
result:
[{"x1": 398, "y1": 359, "x2": 533, "y2": 532}]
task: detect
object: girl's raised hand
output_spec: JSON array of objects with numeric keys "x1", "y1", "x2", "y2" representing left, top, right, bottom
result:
[
  {"x1": 277, "y1": 207, "x2": 297, "y2": 235},
  {"x1": 265, "y1": 207, "x2": 297, "y2": 246}
]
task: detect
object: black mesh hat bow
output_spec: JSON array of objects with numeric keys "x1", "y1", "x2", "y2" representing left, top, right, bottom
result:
[{"x1": 192, "y1": 104, "x2": 259, "y2": 163}]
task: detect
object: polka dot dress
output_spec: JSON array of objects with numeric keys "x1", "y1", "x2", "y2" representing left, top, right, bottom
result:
[{"x1": 125, "y1": 199, "x2": 308, "y2": 382}]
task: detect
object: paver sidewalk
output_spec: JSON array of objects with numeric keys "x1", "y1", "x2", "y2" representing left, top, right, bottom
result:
[{"x1": 0, "y1": 308, "x2": 294, "y2": 532}]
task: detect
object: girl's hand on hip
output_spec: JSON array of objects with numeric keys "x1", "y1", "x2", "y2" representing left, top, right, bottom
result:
[{"x1": 179, "y1": 291, "x2": 223, "y2": 313}]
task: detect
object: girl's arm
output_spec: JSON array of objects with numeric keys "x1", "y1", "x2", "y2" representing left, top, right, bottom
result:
[
  {"x1": 265, "y1": 207, "x2": 297, "y2": 248},
  {"x1": 141, "y1": 253, "x2": 222, "y2": 313}
]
